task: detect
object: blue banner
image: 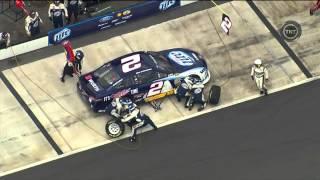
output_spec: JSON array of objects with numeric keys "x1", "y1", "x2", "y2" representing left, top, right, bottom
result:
[{"x1": 48, "y1": 0, "x2": 181, "y2": 45}]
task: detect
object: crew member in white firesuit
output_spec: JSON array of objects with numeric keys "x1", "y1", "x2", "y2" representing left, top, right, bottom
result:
[
  {"x1": 176, "y1": 75, "x2": 207, "y2": 111},
  {"x1": 25, "y1": 10, "x2": 43, "y2": 37},
  {"x1": 0, "y1": 32, "x2": 11, "y2": 49},
  {"x1": 251, "y1": 59, "x2": 269, "y2": 95},
  {"x1": 109, "y1": 97, "x2": 157, "y2": 142},
  {"x1": 48, "y1": 0, "x2": 68, "y2": 28},
  {"x1": 65, "y1": 0, "x2": 82, "y2": 24}
]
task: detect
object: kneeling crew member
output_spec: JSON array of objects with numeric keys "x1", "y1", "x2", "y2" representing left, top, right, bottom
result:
[{"x1": 109, "y1": 97, "x2": 157, "y2": 142}]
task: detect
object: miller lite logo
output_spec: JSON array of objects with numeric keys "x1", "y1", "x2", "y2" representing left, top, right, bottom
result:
[
  {"x1": 159, "y1": 0, "x2": 176, "y2": 11},
  {"x1": 54, "y1": 28, "x2": 71, "y2": 42}
]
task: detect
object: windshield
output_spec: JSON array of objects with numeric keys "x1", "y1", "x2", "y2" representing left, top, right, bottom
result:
[
  {"x1": 148, "y1": 52, "x2": 174, "y2": 73},
  {"x1": 94, "y1": 64, "x2": 121, "y2": 87}
]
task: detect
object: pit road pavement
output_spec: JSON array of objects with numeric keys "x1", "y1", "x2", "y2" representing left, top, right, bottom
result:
[{"x1": 2, "y1": 77, "x2": 320, "y2": 180}]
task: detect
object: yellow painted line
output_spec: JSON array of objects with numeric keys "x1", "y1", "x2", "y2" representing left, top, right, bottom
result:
[{"x1": 210, "y1": 0, "x2": 228, "y2": 15}]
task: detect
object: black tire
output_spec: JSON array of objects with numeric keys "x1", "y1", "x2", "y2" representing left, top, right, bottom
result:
[
  {"x1": 105, "y1": 119, "x2": 125, "y2": 138},
  {"x1": 208, "y1": 85, "x2": 221, "y2": 105}
]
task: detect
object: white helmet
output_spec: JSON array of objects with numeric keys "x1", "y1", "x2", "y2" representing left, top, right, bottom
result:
[{"x1": 254, "y1": 59, "x2": 262, "y2": 66}]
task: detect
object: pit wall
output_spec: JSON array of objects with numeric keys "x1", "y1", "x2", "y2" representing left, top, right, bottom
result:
[{"x1": 0, "y1": 0, "x2": 196, "y2": 61}]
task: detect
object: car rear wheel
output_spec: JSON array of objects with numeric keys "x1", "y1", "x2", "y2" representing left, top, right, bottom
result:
[
  {"x1": 208, "y1": 85, "x2": 221, "y2": 105},
  {"x1": 105, "y1": 119, "x2": 125, "y2": 138}
]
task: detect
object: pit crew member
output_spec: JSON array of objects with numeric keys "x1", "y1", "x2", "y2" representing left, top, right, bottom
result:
[
  {"x1": 108, "y1": 97, "x2": 158, "y2": 142},
  {"x1": 48, "y1": 0, "x2": 68, "y2": 28},
  {"x1": 251, "y1": 59, "x2": 269, "y2": 95},
  {"x1": 0, "y1": 32, "x2": 11, "y2": 49},
  {"x1": 176, "y1": 75, "x2": 207, "y2": 111},
  {"x1": 60, "y1": 41, "x2": 84, "y2": 82},
  {"x1": 25, "y1": 10, "x2": 43, "y2": 37}
]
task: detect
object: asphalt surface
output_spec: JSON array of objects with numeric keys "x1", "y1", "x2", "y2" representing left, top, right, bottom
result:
[{"x1": 2, "y1": 79, "x2": 320, "y2": 180}]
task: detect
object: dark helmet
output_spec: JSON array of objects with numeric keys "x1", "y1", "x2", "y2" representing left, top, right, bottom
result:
[
  {"x1": 54, "y1": 0, "x2": 60, "y2": 5},
  {"x1": 30, "y1": 10, "x2": 36, "y2": 18},
  {"x1": 119, "y1": 97, "x2": 135, "y2": 111},
  {"x1": 75, "y1": 50, "x2": 84, "y2": 60},
  {"x1": 1, "y1": 32, "x2": 8, "y2": 39},
  {"x1": 188, "y1": 74, "x2": 201, "y2": 83}
]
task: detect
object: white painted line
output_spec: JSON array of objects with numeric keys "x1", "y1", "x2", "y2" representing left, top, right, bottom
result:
[
  {"x1": 0, "y1": 37, "x2": 48, "y2": 61},
  {"x1": 0, "y1": 76, "x2": 317, "y2": 177},
  {"x1": 181, "y1": 0, "x2": 198, "y2": 6}
]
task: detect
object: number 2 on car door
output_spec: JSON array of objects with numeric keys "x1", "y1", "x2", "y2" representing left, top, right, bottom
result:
[{"x1": 147, "y1": 81, "x2": 163, "y2": 97}]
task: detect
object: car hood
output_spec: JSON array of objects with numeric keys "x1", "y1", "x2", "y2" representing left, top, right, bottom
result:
[{"x1": 159, "y1": 48, "x2": 206, "y2": 72}]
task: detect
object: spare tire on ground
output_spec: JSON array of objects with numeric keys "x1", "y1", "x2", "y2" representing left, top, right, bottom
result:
[
  {"x1": 105, "y1": 119, "x2": 125, "y2": 138},
  {"x1": 208, "y1": 85, "x2": 221, "y2": 105}
]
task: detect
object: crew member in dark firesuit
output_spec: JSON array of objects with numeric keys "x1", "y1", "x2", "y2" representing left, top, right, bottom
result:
[
  {"x1": 65, "y1": 0, "x2": 82, "y2": 24},
  {"x1": 0, "y1": 32, "x2": 10, "y2": 49},
  {"x1": 60, "y1": 40, "x2": 84, "y2": 82},
  {"x1": 176, "y1": 75, "x2": 207, "y2": 111},
  {"x1": 48, "y1": 0, "x2": 68, "y2": 28},
  {"x1": 25, "y1": 10, "x2": 43, "y2": 37},
  {"x1": 108, "y1": 97, "x2": 158, "y2": 142}
]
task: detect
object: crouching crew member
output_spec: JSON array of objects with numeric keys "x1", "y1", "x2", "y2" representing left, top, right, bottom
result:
[
  {"x1": 176, "y1": 75, "x2": 207, "y2": 111},
  {"x1": 60, "y1": 40, "x2": 84, "y2": 82},
  {"x1": 109, "y1": 97, "x2": 157, "y2": 142},
  {"x1": 251, "y1": 58, "x2": 269, "y2": 95}
]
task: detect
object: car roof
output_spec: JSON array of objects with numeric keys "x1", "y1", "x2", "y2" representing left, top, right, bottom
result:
[{"x1": 107, "y1": 51, "x2": 163, "y2": 77}]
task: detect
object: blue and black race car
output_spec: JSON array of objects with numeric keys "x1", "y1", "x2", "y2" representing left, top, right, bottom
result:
[{"x1": 77, "y1": 48, "x2": 215, "y2": 112}]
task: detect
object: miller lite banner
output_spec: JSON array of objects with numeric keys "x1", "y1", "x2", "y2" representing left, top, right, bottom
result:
[{"x1": 48, "y1": 0, "x2": 181, "y2": 45}]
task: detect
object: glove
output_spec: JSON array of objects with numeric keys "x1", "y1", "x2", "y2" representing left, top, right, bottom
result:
[{"x1": 251, "y1": 76, "x2": 254, "y2": 80}]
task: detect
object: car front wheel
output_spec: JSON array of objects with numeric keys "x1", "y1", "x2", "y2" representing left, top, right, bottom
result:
[{"x1": 208, "y1": 85, "x2": 221, "y2": 105}]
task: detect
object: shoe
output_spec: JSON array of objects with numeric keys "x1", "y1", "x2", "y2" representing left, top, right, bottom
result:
[
  {"x1": 68, "y1": 74, "x2": 74, "y2": 77},
  {"x1": 153, "y1": 125, "x2": 158, "y2": 130},
  {"x1": 60, "y1": 77, "x2": 65, "y2": 83},
  {"x1": 198, "y1": 105, "x2": 205, "y2": 112},
  {"x1": 260, "y1": 91, "x2": 264, "y2": 95},
  {"x1": 264, "y1": 90, "x2": 268, "y2": 96},
  {"x1": 129, "y1": 136, "x2": 136, "y2": 142}
]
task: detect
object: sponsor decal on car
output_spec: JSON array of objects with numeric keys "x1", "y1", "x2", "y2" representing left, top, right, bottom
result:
[
  {"x1": 111, "y1": 89, "x2": 130, "y2": 98},
  {"x1": 144, "y1": 89, "x2": 174, "y2": 102},
  {"x1": 88, "y1": 79, "x2": 100, "y2": 91},
  {"x1": 53, "y1": 28, "x2": 71, "y2": 43},
  {"x1": 99, "y1": 15, "x2": 113, "y2": 23},
  {"x1": 159, "y1": 0, "x2": 176, "y2": 11},
  {"x1": 168, "y1": 51, "x2": 195, "y2": 66}
]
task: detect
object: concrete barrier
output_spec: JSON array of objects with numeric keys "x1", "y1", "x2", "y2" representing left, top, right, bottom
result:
[{"x1": 0, "y1": 1, "x2": 197, "y2": 61}]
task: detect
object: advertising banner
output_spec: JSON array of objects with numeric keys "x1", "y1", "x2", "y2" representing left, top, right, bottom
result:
[{"x1": 48, "y1": 0, "x2": 181, "y2": 45}]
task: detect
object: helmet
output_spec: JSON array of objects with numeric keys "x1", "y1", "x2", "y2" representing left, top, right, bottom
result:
[
  {"x1": 75, "y1": 50, "x2": 84, "y2": 60},
  {"x1": 54, "y1": 0, "x2": 60, "y2": 5},
  {"x1": 1, "y1": 32, "x2": 8, "y2": 39},
  {"x1": 119, "y1": 97, "x2": 135, "y2": 111},
  {"x1": 187, "y1": 74, "x2": 201, "y2": 84},
  {"x1": 254, "y1": 59, "x2": 262, "y2": 66},
  {"x1": 30, "y1": 10, "x2": 36, "y2": 18}
]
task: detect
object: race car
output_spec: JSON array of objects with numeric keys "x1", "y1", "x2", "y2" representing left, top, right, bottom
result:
[{"x1": 77, "y1": 48, "x2": 215, "y2": 112}]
